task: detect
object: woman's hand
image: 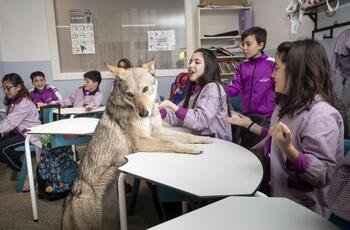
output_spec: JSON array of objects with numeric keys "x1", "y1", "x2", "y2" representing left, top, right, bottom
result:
[
  {"x1": 223, "y1": 113, "x2": 252, "y2": 129},
  {"x1": 270, "y1": 121, "x2": 299, "y2": 161},
  {"x1": 158, "y1": 100, "x2": 178, "y2": 112}
]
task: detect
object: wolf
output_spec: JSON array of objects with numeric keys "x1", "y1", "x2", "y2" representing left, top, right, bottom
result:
[{"x1": 61, "y1": 60, "x2": 213, "y2": 230}]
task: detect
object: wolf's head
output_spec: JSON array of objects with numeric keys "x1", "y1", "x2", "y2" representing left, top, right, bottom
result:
[{"x1": 106, "y1": 59, "x2": 158, "y2": 118}]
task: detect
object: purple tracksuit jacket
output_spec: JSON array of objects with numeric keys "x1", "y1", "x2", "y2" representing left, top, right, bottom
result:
[
  {"x1": 226, "y1": 53, "x2": 275, "y2": 119},
  {"x1": 30, "y1": 84, "x2": 62, "y2": 107}
]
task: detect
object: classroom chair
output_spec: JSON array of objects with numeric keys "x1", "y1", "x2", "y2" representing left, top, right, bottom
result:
[
  {"x1": 230, "y1": 96, "x2": 241, "y2": 112},
  {"x1": 11, "y1": 105, "x2": 61, "y2": 192},
  {"x1": 127, "y1": 179, "x2": 200, "y2": 222},
  {"x1": 344, "y1": 139, "x2": 350, "y2": 156}
]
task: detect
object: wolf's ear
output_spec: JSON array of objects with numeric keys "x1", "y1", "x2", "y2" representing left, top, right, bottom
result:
[
  {"x1": 105, "y1": 63, "x2": 126, "y2": 78},
  {"x1": 142, "y1": 58, "x2": 155, "y2": 75}
]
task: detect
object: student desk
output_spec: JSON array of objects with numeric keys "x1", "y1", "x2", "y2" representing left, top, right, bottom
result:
[
  {"x1": 149, "y1": 196, "x2": 337, "y2": 230},
  {"x1": 54, "y1": 106, "x2": 106, "y2": 118},
  {"x1": 24, "y1": 117, "x2": 99, "y2": 221},
  {"x1": 118, "y1": 138, "x2": 264, "y2": 230}
]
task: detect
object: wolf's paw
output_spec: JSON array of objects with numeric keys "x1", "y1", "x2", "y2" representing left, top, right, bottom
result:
[
  {"x1": 186, "y1": 145, "x2": 203, "y2": 154},
  {"x1": 195, "y1": 136, "x2": 214, "y2": 144}
]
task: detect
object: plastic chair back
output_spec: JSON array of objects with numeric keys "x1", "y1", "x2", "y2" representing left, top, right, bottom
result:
[
  {"x1": 230, "y1": 96, "x2": 241, "y2": 112},
  {"x1": 344, "y1": 139, "x2": 350, "y2": 156},
  {"x1": 40, "y1": 104, "x2": 61, "y2": 124}
]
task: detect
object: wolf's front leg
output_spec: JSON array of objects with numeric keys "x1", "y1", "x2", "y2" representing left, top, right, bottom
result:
[
  {"x1": 134, "y1": 137, "x2": 203, "y2": 154},
  {"x1": 152, "y1": 128, "x2": 214, "y2": 144}
]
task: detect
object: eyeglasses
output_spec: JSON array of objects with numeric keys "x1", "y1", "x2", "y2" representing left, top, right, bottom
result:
[{"x1": 1, "y1": 85, "x2": 15, "y2": 91}]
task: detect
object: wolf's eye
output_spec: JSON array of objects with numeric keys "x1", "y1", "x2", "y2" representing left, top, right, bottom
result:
[
  {"x1": 143, "y1": 86, "x2": 149, "y2": 93},
  {"x1": 126, "y1": 92, "x2": 134, "y2": 97}
]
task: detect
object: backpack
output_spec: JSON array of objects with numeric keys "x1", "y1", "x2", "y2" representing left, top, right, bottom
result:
[
  {"x1": 169, "y1": 72, "x2": 190, "y2": 105},
  {"x1": 36, "y1": 135, "x2": 78, "y2": 201}
]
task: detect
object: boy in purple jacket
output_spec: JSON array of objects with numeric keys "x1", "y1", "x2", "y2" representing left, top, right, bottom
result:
[
  {"x1": 60, "y1": 70, "x2": 103, "y2": 111},
  {"x1": 29, "y1": 71, "x2": 63, "y2": 108},
  {"x1": 226, "y1": 26, "x2": 275, "y2": 148}
]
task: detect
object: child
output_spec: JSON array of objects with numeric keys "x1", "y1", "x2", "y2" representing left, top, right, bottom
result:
[
  {"x1": 29, "y1": 71, "x2": 63, "y2": 108},
  {"x1": 158, "y1": 48, "x2": 232, "y2": 141},
  {"x1": 226, "y1": 26, "x2": 275, "y2": 148},
  {"x1": 225, "y1": 40, "x2": 344, "y2": 218},
  {"x1": 60, "y1": 70, "x2": 103, "y2": 111},
  {"x1": 116, "y1": 58, "x2": 131, "y2": 69},
  {"x1": 0, "y1": 73, "x2": 41, "y2": 172},
  {"x1": 111, "y1": 58, "x2": 132, "y2": 92}
]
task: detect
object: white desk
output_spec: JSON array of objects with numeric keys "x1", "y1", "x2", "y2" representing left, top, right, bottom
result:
[
  {"x1": 118, "y1": 138, "x2": 263, "y2": 230},
  {"x1": 54, "y1": 106, "x2": 105, "y2": 118},
  {"x1": 150, "y1": 196, "x2": 337, "y2": 230},
  {"x1": 25, "y1": 118, "x2": 99, "y2": 221}
]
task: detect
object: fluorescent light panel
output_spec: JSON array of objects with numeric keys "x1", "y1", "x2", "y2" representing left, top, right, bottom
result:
[{"x1": 122, "y1": 24, "x2": 156, "y2": 27}]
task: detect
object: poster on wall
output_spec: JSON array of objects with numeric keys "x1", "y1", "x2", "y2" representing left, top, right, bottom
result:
[
  {"x1": 70, "y1": 10, "x2": 95, "y2": 55},
  {"x1": 148, "y1": 30, "x2": 175, "y2": 51}
]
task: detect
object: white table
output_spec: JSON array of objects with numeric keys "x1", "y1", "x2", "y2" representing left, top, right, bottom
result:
[
  {"x1": 149, "y1": 196, "x2": 337, "y2": 230},
  {"x1": 118, "y1": 138, "x2": 263, "y2": 230},
  {"x1": 25, "y1": 117, "x2": 99, "y2": 221},
  {"x1": 54, "y1": 106, "x2": 105, "y2": 118}
]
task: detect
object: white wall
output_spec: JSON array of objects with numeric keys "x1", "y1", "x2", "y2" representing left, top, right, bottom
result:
[
  {"x1": 0, "y1": 0, "x2": 50, "y2": 61},
  {"x1": 250, "y1": 0, "x2": 313, "y2": 49}
]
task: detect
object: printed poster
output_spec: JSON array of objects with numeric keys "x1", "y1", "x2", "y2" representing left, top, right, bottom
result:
[
  {"x1": 70, "y1": 10, "x2": 95, "y2": 54},
  {"x1": 148, "y1": 30, "x2": 175, "y2": 51}
]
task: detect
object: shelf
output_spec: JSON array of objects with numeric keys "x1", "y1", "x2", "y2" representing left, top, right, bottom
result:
[
  {"x1": 200, "y1": 36, "x2": 241, "y2": 40},
  {"x1": 216, "y1": 55, "x2": 245, "y2": 59},
  {"x1": 198, "y1": 6, "x2": 251, "y2": 11},
  {"x1": 220, "y1": 73, "x2": 234, "y2": 76},
  {"x1": 303, "y1": 0, "x2": 350, "y2": 38}
]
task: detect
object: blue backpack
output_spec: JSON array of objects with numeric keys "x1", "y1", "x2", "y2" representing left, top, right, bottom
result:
[{"x1": 36, "y1": 135, "x2": 78, "y2": 201}]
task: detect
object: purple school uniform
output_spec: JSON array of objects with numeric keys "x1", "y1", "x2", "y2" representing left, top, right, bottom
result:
[
  {"x1": 0, "y1": 96, "x2": 42, "y2": 148},
  {"x1": 60, "y1": 86, "x2": 103, "y2": 109},
  {"x1": 327, "y1": 153, "x2": 350, "y2": 221},
  {"x1": 226, "y1": 53, "x2": 275, "y2": 119},
  {"x1": 30, "y1": 84, "x2": 62, "y2": 106},
  {"x1": 268, "y1": 95, "x2": 344, "y2": 218},
  {"x1": 162, "y1": 82, "x2": 232, "y2": 141}
]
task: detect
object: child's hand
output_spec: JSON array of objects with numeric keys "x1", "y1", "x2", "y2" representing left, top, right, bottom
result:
[
  {"x1": 37, "y1": 102, "x2": 46, "y2": 108},
  {"x1": 158, "y1": 100, "x2": 178, "y2": 112},
  {"x1": 270, "y1": 121, "x2": 298, "y2": 161},
  {"x1": 270, "y1": 121, "x2": 291, "y2": 146},
  {"x1": 84, "y1": 103, "x2": 95, "y2": 111},
  {"x1": 223, "y1": 113, "x2": 252, "y2": 128}
]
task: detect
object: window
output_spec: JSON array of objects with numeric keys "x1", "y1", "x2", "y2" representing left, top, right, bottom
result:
[{"x1": 46, "y1": 0, "x2": 194, "y2": 80}]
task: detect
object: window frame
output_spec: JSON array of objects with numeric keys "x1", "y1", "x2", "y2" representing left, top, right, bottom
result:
[{"x1": 44, "y1": 0, "x2": 195, "y2": 80}]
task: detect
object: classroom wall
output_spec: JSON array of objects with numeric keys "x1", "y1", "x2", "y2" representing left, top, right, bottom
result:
[{"x1": 0, "y1": 0, "x2": 349, "y2": 102}]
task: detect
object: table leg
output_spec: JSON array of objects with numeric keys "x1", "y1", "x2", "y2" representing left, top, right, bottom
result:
[
  {"x1": 118, "y1": 172, "x2": 127, "y2": 230},
  {"x1": 25, "y1": 135, "x2": 38, "y2": 221}
]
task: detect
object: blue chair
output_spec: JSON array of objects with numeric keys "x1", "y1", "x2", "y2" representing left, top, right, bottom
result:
[
  {"x1": 344, "y1": 139, "x2": 350, "y2": 156},
  {"x1": 11, "y1": 105, "x2": 61, "y2": 192},
  {"x1": 230, "y1": 96, "x2": 241, "y2": 112},
  {"x1": 127, "y1": 179, "x2": 198, "y2": 221}
]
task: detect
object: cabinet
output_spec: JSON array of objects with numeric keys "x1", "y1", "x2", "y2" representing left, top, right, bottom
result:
[{"x1": 197, "y1": 6, "x2": 252, "y2": 82}]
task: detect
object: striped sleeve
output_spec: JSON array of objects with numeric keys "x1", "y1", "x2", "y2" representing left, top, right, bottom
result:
[{"x1": 328, "y1": 154, "x2": 350, "y2": 221}]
